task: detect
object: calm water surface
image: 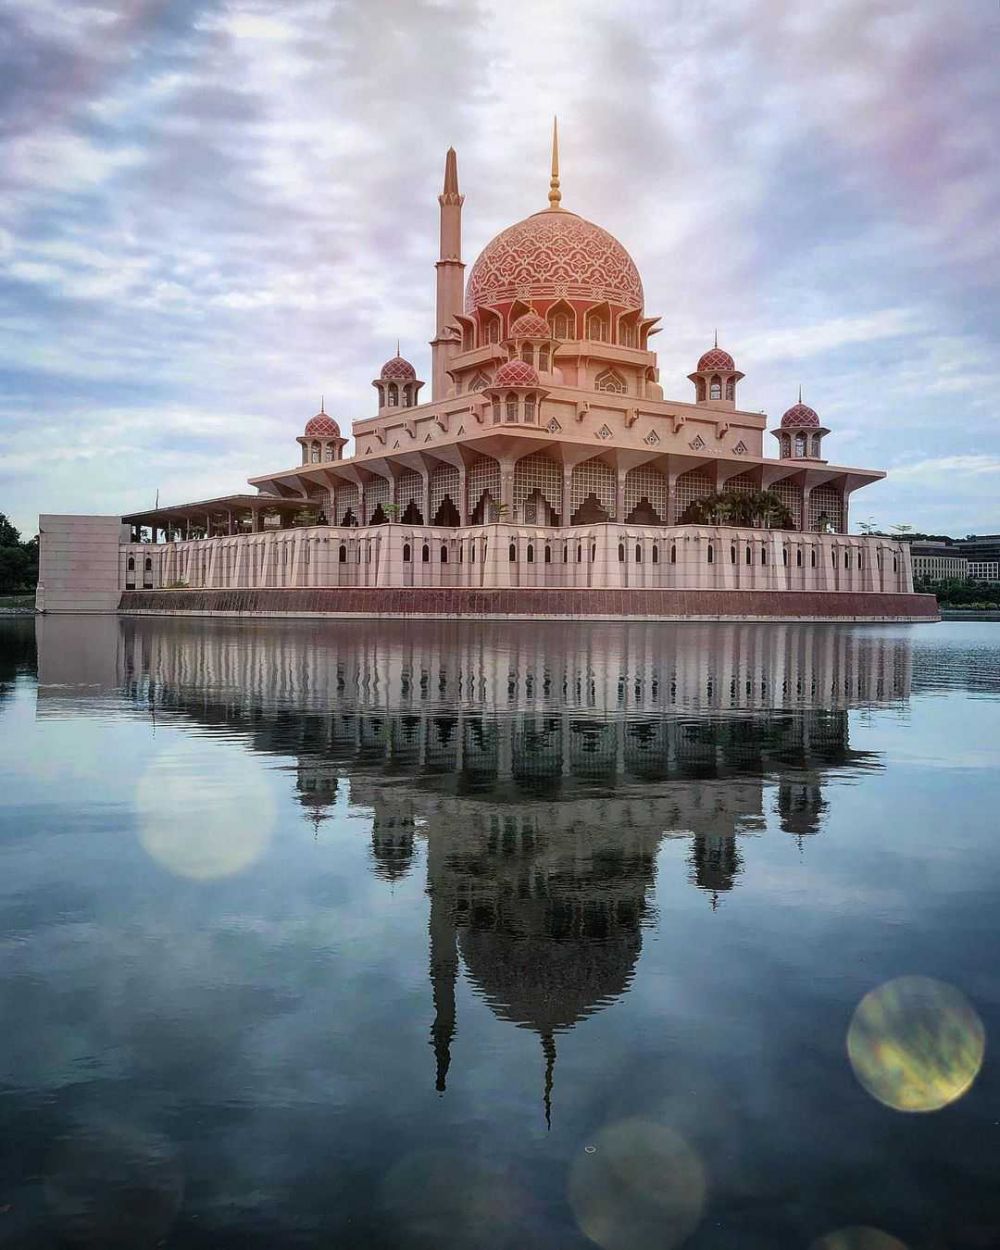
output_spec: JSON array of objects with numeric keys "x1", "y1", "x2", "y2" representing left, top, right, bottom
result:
[{"x1": 1, "y1": 616, "x2": 998, "y2": 1249}]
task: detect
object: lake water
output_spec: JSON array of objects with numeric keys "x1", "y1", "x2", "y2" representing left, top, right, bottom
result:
[{"x1": 1, "y1": 616, "x2": 998, "y2": 1249}]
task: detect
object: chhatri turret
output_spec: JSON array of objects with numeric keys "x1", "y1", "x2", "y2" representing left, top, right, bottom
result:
[
  {"x1": 430, "y1": 147, "x2": 464, "y2": 401},
  {"x1": 688, "y1": 333, "x2": 744, "y2": 409}
]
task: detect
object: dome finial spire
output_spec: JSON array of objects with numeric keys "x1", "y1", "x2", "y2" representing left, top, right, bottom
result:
[
  {"x1": 714, "y1": 328, "x2": 718, "y2": 348},
  {"x1": 396, "y1": 338, "x2": 400, "y2": 357},
  {"x1": 798, "y1": 383, "x2": 803, "y2": 403},
  {"x1": 548, "y1": 117, "x2": 562, "y2": 209},
  {"x1": 320, "y1": 394, "x2": 324, "y2": 414}
]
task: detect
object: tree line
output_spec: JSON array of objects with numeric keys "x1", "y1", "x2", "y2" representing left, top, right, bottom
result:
[{"x1": 0, "y1": 514, "x2": 39, "y2": 594}]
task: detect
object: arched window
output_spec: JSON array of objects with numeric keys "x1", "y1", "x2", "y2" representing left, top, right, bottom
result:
[
  {"x1": 844, "y1": 550, "x2": 850, "y2": 569},
  {"x1": 127, "y1": 556, "x2": 135, "y2": 571},
  {"x1": 521, "y1": 345, "x2": 533, "y2": 365},
  {"x1": 505, "y1": 393, "x2": 518, "y2": 422},
  {"x1": 670, "y1": 545, "x2": 676, "y2": 564},
  {"x1": 550, "y1": 312, "x2": 573, "y2": 340},
  {"x1": 544, "y1": 545, "x2": 551, "y2": 563},
  {"x1": 492, "y1": 399, "x2": 501, "y2": 425},
  {"x1": 796, "y1": 549, "x2": 803, "y2": 567},
  {"x1": 595, "y1": 369, "x2": 627, "y2": 394},
  {"x1": 524, "y1": 397, "x2": 536, "y2": 424},
  {"x1": 563, "y1": 544, "x2": 568, "y2": 563},
  {"x1": 707, "y1": 544, "x2": 714, "y2": 564},
  {"x1": 441, "y1": 545, "x2": 448, "y2": 563},
  {"x1": 470, "y1": 543, "x2": 476, "y2": 564},
  {"x1": 811, "y1": 550, "x2": 817, "y2": 568},
  {"x1": 587, "y1": 314, "x2": 609, "y2": 342},
  {"x1": 781, "y1": 434, "x2": 791, "y2": 458},
  {"x1": 311, "y1": 444, "x2": 320, "y2": 463},
  {"x1": 577, "y1": 544, "x2": 582, "y2": 563},
  {"x1": 483, "y1": 318, "x2": 500, "y2": 345},
  {"x1": 144, "y1": 557, "x2": 152, "y2": 571},
  {"x1": 709, "y1": 375, "x2": 722, "y2": 400},
  {"x1": 403, "y1": 543, "x2": 411, "y2": 562},
  {"x1": 323, "y1": 444, "x2": 335, "y2": 461},
  {"x1": 858, "y1": 551, "x2": 863, "y2": 570},
  {"x1": 730, "y1": 544, "x2": 737, "y2": 564},
  {"x1": 618, "y1": 543, "x2": 626, "y2": 563},
  {"x1": 422, "y1": 544, "x2": 430, "y2": 563},
  {"x1": 725, "y1": 379, "x2": 735, "y2": 400},
  {"x1": 635, "y1": 544, "x2": 642, "y2": 564},
  {"x1": 761, "y1": 547, "x2": 767, "y2": 566},
  {"x1": 746, "y1": 546, "x2": 752, "y2": 565},
  {"x1": 831, "y1": 551, "x2": 837, "y2": 568},
  {"x1": 893, "y1": 556, "x2": 898, "y2": 572},
  {"x1": 388, "y1": 384, "x2": 398, "y2": 407},
  {"x1": 469, "y1": 373, "x2": 489, "y2": 391},
  {"x1": 338, "y1": 545, "x2": 347, "y2": 563},
  {"x1": 526, "y1": 544, "x2": 534, "y2": 563},
  {"x1": 507, "y1": 541, "x2": 517, "y2": 562},
  {"x1": 539, "y1": 346, "x2": 550, "y2": 372},
  {"x1": 795, "y1": 434, "x2": 806, "y2": 457},
  {"x1": 811, "y1": 434, "x2": 822, "y2": 456},
  {"x1": 652, "y1": 544, "x2": 659, "y2": 564},
  {"x1": 620, "y1": 320, "x2": 638, "y2": 349}
]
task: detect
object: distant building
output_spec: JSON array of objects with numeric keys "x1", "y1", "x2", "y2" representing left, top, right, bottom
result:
[
  {"x1": 910, "y1": 542, "x2": 968, "y2": 583},
  {"x1": 956, "y1": 535, "x2": 1000, "y2": 584}
]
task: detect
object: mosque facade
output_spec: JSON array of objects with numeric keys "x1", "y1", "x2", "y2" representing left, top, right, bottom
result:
[{"x1": 37, "y1": 129, "x2": 937, "y2": 619}]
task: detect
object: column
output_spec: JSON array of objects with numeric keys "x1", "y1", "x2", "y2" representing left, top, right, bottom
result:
[
  {"x1": 615, "y1": 469, "x2": 626, "y2": 524},
  {"x1": 458, "y1": 466, "x2": 468, "y2": 525},
  {"x1": 562, "y1": 468, "x2": 573, "y2": 528}
]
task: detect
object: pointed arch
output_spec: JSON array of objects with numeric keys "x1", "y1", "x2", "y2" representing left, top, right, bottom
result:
[
  {"x1": 585, "y1": 301, "x2": 612, "y2": 343},
  {"x1": 547, "y1": 299, "x2": 576, "y2": 341},
  {"x1": 617, "y1": 309, "x2": 640, "y2": 348},
  {"x1": 478, "y1": 308, "x2": 503, "y2": 346},
  {"x1": 595, "y1": 368, "x2": 627, "y2": 395}
]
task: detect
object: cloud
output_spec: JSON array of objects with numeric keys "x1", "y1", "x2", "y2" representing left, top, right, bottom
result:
[
  {"x1": 0, "y1": 0, "x2": 996, "y2": 535},
  {"x1": 890, "y1": 455, "x2": 1000, "y2": 482}
]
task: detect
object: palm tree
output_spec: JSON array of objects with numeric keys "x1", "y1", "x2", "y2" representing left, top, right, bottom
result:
[
  {"x1": 753, "y1": 489, "x2": 794, "y2": 530},
  {"x1": 383, "y1": 502, "x2": 399, "y2": 522}
]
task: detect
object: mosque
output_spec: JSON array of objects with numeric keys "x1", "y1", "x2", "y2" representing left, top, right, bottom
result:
[{"x1": 37, "y1": 127, "x2": 936, "y2": 619}]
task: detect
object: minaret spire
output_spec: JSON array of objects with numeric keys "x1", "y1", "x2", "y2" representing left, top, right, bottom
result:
[
  {"x1": 431, "y1": 147, "x2": 465, "y2": 400},
  {"x1": 548, "y1": 117, "x2": 562, "y2": 209},
  {"x1": 542, "y1": 1031, "x2": 556, "y2": 1129}
]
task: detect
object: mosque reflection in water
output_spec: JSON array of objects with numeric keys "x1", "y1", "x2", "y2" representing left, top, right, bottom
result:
[{"x1": 38, "y1": 617, "x2": 910, "y2": 1112}]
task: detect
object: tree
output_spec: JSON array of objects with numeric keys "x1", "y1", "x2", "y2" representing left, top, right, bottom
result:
[
  {"x1": 0, "y1": 513, "x2": 21, "y2": 547},
  {"x1": 384, "y1": 502, "x2": 400, "y2": 522}
]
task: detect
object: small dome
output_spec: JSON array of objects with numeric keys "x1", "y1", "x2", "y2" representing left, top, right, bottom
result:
[
  {"x1": 781, "y1": 401, "x2": 821, "y2": 428},
  {"x1": 509, "y1": 312, "x2": 550, "y2": 339},
  {"x1": 304, "y1": 412, "x2": 340, "y2": 437},
  {"x1": 494, "y1": 359, "x2": 540, "y2": 388},
  {"x1": 380, "y1": 355, "x2": 416, "y2": 381},
  {"x1": 697, "y1": 346, "x2": 735, "y2": 372}
]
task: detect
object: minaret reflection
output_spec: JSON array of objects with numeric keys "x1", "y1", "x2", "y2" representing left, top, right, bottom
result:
[{"x1": 43, "y1": 616, "x2": 914, "y2": 1116}]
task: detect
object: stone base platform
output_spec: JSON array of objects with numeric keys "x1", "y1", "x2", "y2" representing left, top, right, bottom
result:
[{"x1": 119, "y1": 587, "x2": 939, "y2": 622}]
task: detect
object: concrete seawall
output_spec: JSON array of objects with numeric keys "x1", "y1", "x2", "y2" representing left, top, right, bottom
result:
[{"x1": 119, "y1": 587, "x2": 939, "y2": 622}]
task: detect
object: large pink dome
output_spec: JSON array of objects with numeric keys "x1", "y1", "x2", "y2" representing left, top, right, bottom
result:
[
  {"x1": 781, "y1": 402, "x2": 821, "y2": 428},
  {"x1": 466, "y1": 210, "x2": 643, "y2": 314},
  {"x1": 304, "y1": 413, "x2": 340, "y2": 437}
]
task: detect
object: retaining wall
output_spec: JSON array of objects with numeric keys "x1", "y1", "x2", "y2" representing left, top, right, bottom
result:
[{"x1": 119, "y1": 587, "x2": 939, "y2": 621}]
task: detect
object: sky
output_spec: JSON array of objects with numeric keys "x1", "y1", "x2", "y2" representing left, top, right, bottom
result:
[{"x1": 0, "y1": 0, "x2": 997, "y2": 539}]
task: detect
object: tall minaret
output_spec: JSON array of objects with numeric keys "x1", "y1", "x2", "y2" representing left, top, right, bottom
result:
[{"x1": 430, "y1": 147, "x2": 465, "y2": 400}]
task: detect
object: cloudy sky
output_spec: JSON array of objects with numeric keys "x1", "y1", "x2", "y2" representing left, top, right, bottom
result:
[{"x1": 1, "y1": 0, "x2": 997, "y2": 537}]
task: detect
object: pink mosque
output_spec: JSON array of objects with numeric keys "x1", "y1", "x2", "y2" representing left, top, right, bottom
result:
[{"x1": 37, "y1": 128, "x2": 936, "y2": 620}]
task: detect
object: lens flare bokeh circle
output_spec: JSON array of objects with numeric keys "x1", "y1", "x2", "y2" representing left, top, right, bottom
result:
[
  {"x1": 568, "y1": 1118, "x2": 705, "y2": 1250},
  {"x1": 809, "y1": 1227, "x2": 908, "y2": 1250},
  {"x1": 847, "y1": 976, "x2": 985, "y2": 1112}
]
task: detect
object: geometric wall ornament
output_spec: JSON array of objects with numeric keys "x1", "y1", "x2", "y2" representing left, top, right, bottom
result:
[
  {"x1": 644, "y1": 429, "x2": 660, "y2": 446},
  {"x1": 733, "y1": 440, "x2": 748, "y2": 454},
  {"x1": 689, "y1": 434, "x2": 706, "y2": 450},
  {"x1": 547, "y1": 418, "x2": 562, "y2": 433},
  {"x1": 597, "y1": 424, "x2": 613, "y2": 439}
]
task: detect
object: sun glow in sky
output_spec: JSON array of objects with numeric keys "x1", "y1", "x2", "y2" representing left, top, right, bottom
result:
[{"x1": 0, "y1": 0, "x2": 997, "y2": 536}]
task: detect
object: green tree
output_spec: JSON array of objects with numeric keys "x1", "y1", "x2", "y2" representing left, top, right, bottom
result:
[{"x1": 0, "y1": 513, "x2": 21, "y2": 547}]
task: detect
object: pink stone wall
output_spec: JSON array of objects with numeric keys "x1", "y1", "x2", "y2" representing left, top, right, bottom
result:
[{"x1": 120, "y1": 586, "x2": 939, "y2": 621}]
